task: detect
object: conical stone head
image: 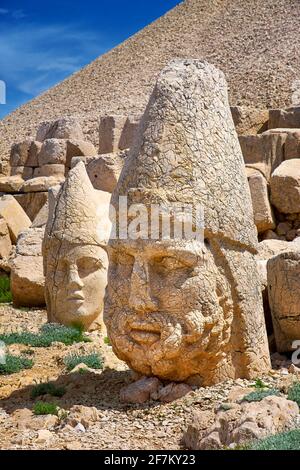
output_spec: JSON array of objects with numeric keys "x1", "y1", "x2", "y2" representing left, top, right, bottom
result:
[
  {"x1": 105, "y1": 59, "x2": 270, "y2": 384},
  {"x1": 43, "y1": 161, "x2": 112, "y2": 331}
]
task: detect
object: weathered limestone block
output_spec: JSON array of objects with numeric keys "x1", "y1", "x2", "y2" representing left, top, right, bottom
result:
[
  {"x1": 42, "y1": 162, "x2": 111, "y2": 331},
  {"x1": 268, "y1": 251, "x2": 300, "y2": 351},
  {"x1": 184, "y1": 396, "x2": 298, "y2": 449},
  {"x1": 11, "y1": 228, "x2": 45, "y2": 307},
  {"x1": 0, "y1": 195, "x2": 31, "y2": 243},
  {"x1": 246, "y1": 167, "x2": 275, "y2": 233},
  {"x1": 10, "y1": 140, "x2": 32, "y2": 167},
  {"x1": 0, "y1": 218, "x2": 12, "y2": 259},
  {"x1": 31, "y1": 201, "x2": 48, "y2": 228},
  {"x1": 104, "y1": 59, "x2": 270, "y2": 385},
  {"x1": 36, "y1": 117, "x2": 84, "y2": 142},
  {"x1": 11, "y1": 166, "x2": 33, "y2": 180},
  {"x1": 239, "y1": 132, "x2": 285, "y2": 180},
  {"x1": 269, "y1": 106, "x2": 300, "y2": 129},
  {"x1": 99, "y1": 115, "x2": 140, "y2": 154},
  {"x1": 231, "y1": 106, "x2": 268, "y2": 135},
  {"x1": 257, "y1": 238, "x2": 300, "y2": 260},
  {"x1": 34, "y1": 164, "x2": 65, "y2": 178},
  {"x1": 0, "y1": 176, "x2": 24, "y2": 193},
  {"x1": 21, "y1": 176, "x2": 65, "y2": 193},
  {"x1": 270, "y1": 159, "x2": 300, "y2": 213},
  {"x1": 264, "y1": 128, "x2": 300, "y2": 160},
  {"x1": 66, "y1": 140, "x2": 97, "y2": 167},
  {"x1": 38, "y1": 139, "x2": 67, "y2": 166},
  {"x1": 14, "y1": 192, "x2": 48, "y2": 221},
  {"x1": 75, "y1": 152, "x2": 125, "y2": 193},
  {"x1": 27, "y1": 141, "x2": 42, "y2": 167}
]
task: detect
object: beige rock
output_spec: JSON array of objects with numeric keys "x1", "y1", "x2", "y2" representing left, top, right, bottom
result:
[
  {"x1": 81, "y1": 152, "x2": 125, "y2": 192},
  {"x1": 0, "y1": 218, "x2": 12, "y2": 258},
  {"x1": 264, "y1": 128, "x2": 300, "y2": 160},
  {"x1": 66, "y1": 405, "x2": 99, "y2": 428},
  {"x1": 42, "y1": 162, "x2": 111, "y2": 330},
  {"x1": 184, "y1": 396, "x2": 299, "y2": 449},
  {"x1": 270, "y1": 159, "x2": 300, "y2": 213},
  {"x1": 27, "y1": 141, "x2": 42, "y2": 167},
  {"x1": 38, "y1": 139, "x2": 67, "y2": 166},
  {"x1": 239, "y1": 132, "x2": 285, "y2": 181},
  {"x1": 0, "y1": 195, "x2": 31, "y2": 243},
  {"x1": 0, "y1": 176, "x2": 24, "y2": 193},
  {"x1": 10, "y1": 166, "x2": 33, "y2": 180},
  {"x1": 120, "y1": 377, "x2": 162, "y2": 404},
  {"x1": 268, "y1": 251, "x2": 300, "y2": 351},
  {"x1": 99, "y1": 115, "x2": 140, "y2": 154},
  {"x1": 66, "y1": 140, "x2": 97, "y2": 167},
  {"x1": 104, "y1": 60, "x2": 270, "y2": 384},
  {"x1": 36, "y1": 117, "x2": 84, "y2": 142},
  {"x1": 32, "y1": 201, "x2": 48, "y2": 228},
  {"x1": 21, "y1": 176, "x2": 64, "y2": 193},
  {"x1": 246, "y1": 168, "x2": 275, "y2": 233},
  {"x1": 152, "y1": 383, "x2": 192, "y2": 403},
  {"x1": 11, "y1": 254, "x2": 45, "y2": 307},
  {"x1": 14, "y1": 192, "x2": 48, "y2": 221},
  {"x1": 231, "y1": 106, "x2": 268, "y2": 135},
  {"x1": 36, "y1": 429, "x2": 54, "y2": 445},
  {"x1": 16, "y1": 228, "x2": 44, "y2": 256},
  {"x1": 257, "y1": 238, "x2": 300, "y2": 260},
  {"x1": 269, "y1": 106, "x2": 300, "y2": 129},
  {"x1": 34, "y1": 164, "x2": 65, "y2": 178},
  {"x1": 10, "y1": 140, "x2": 31, "y2": 167}
]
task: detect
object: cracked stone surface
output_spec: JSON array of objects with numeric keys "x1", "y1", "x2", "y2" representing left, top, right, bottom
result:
[
  {"x1": 104, "y1": 59, "x2": 270, "y2": 385},
  {"x1": 42, "y1": 161, "x2": 111, "y2": 331}
]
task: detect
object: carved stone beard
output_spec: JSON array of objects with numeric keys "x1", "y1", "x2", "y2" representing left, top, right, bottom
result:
[{"x1": 104, "y1": 241, "x2": 235, "y2": 382}]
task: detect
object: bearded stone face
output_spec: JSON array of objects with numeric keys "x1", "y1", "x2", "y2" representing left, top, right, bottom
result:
[
  {"x1": 45, "y1": 239, "x2": 108, "y2": 330},
  {"x1": 104, "y1": 238, "x2": 234, "y2": 382}
]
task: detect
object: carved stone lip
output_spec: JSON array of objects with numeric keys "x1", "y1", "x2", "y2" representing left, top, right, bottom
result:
[
  {"x1": 67, "y1": 292, "x2": 84, "y2": 302},
  {"x1": 129, "y1": 321, "x2": 161, "y2": 345}
]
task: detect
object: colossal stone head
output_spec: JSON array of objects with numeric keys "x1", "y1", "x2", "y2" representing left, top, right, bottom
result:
[
  {"x1": 43, "y1": 161, "x2": 111, "y2": 330},
  {"x1": 104, "y1": 60, "x2": 270, "y2": 384}
]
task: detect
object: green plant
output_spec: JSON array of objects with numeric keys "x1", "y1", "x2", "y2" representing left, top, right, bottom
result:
[
  {"x1": 0, "y1": 275, "x2": 12, "y2": 303},
  {"x1": 31, "y1": 382, "x2": 66, "y2": 399},
  {"x1": 64, "y1": 352, "x2": 104, "y2": 371},
  {"x1": 250, "y1": 378, "x2": 269, "y2": 389},
  {"x1": 33, "y1": 401, "x2": 59, "y2": 416},
  {"x1": 104, "y1": 336, "x2": 111, "y2": 345},
  {"x1": 287, "y1": 381, "x2": 300, "y2": 407},
  {"x1": 250, "y1": 429, "x2": 300, "y2": 450},
  {"x1": 0, "y1": 323, "x2": 90, "y2": 347},
  {"x1": 242, "y1": 388, "x2": 280, "y2": 403},
  {"x1": 0, "y1": 354, "x2": 33, "y2": 375}
]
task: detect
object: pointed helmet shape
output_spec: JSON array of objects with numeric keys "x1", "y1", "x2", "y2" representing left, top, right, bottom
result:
[
  {"x1": 112, "y1": 59, "x2": 257, "y2": 250},
  {"x1": 45, "y1": 161, "x2": 111, "y2": 246}
]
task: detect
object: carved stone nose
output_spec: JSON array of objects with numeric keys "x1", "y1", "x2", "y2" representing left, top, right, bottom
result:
[
  {"x1": 68, "y1": 265, "x2": 84, "y2": 289},
  {"x1": 129, "y1": 258, "x2": 157, "y2": 313}
]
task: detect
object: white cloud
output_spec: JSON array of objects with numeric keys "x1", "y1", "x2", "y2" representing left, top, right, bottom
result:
[
  {"x1": 0, "y1": 22, "x2": 108, "y2": 97},
  {"x1": 0, "y1": 8, "x2": 8, "y2": 14}
]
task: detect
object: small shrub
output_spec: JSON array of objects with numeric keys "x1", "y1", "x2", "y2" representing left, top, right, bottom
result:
[
  {"x1": 287, "y1": 382, "x2": 300, "y2": 407},
  {"x1": 0, "y1": 275, "x2": 12, "y2": 303},
  {"x1": 242, "y1": 388, "x2": 280, "y2": 403},
  {"x1": 104, "y1": 336, "x2": 111, "y2": 345},
  {"x1": 0, "y1": 354, "x2": 33, "y2": 375},
  {"x1": 0, "y1": 323, "x2": 90, "y2": 347},
  {"x1": 64, "y1": 352, "x2": 104, "y2": 371},
  {"x1": 33, "y1": 401, "x2": 59, "y2": 416},
  {"x1": 31, "y1": 382, "x2": 66, "y2": 399},
  {"x1": 250, "y1": 429, "x2": 300, "y2": 450},
  {"x1": 250, "y1": 378, "x2": 269, "y2": 389}
]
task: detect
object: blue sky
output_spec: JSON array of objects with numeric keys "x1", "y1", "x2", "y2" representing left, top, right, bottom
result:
[{"x1": 0, "y1": 0, "x2": 181, "y2": 119}]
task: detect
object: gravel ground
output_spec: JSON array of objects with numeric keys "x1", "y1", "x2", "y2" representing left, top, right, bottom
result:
[{"x1": 0, "y1": 304, "x2": 296, "y2": 450}]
